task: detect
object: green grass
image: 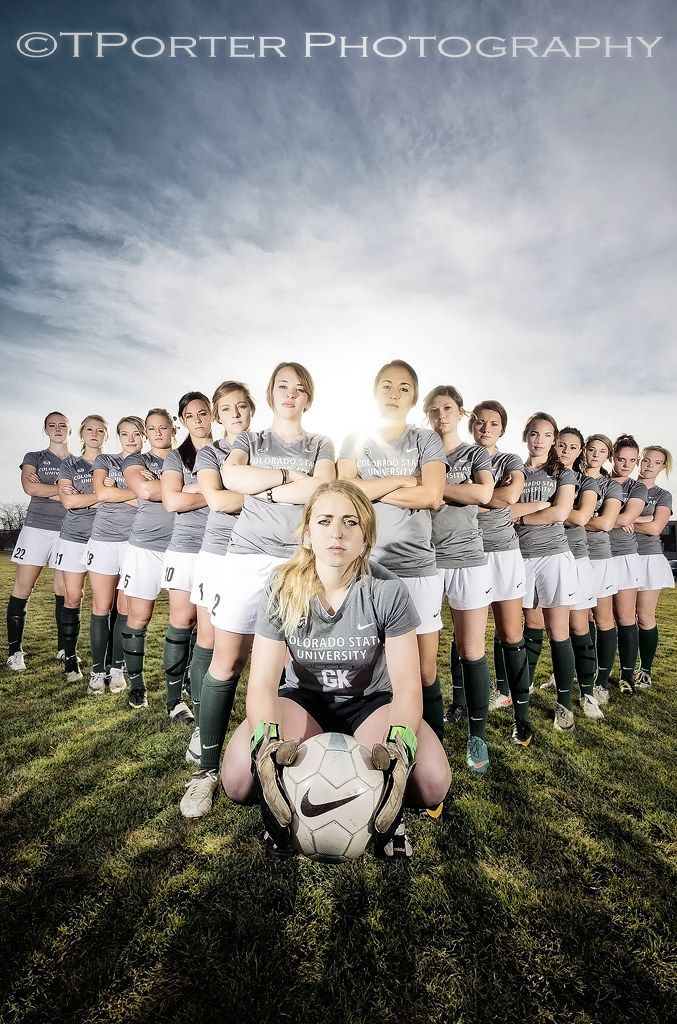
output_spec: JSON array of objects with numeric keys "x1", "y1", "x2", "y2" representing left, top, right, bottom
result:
[{"x1": 1, "y1": 554, "x2": 676, "y2": 1024}]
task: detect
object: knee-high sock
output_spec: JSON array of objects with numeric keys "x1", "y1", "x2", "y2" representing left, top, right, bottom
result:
[
  {"x1": 551, "y1": 638, "x2": 575, "y2": 711},
  {"x1": 596, "y1": 626, "x2": 617, "y2": 688},
  {"x1": 90, "y1": 613, "x2": 110, "y2": 674},
  {"x1": 111, "y1": 612, "x2": 126, "y2": 671},
  {"x1": 105, "y1": 605, "x2": 118, "y2": 671},
  {"x1": 502, "y1": 639, "x2": 530, "y2": 722},
  {"x1": 422, "y1": 679, "x2": 444, "y2": 742},
  {"x1": 189, "y1": 645, "x2": 213, "y2": 728},
  {"x1": 182, "y1": 628, "x2": 198, "y2": 696},
  {"x1": 617, "y1": 624, "x2": 639, "y2": 684},
  {"x1": 199, "y1": 671, "x2": 240, "y2": 771},
  {"x1": 461, "y1": 656, "x2": 490, "y2": 740},
  {"x1": 163, "y1": 624, "x2": 193, "y2": 710},
  {"x1": 571, "y1": 632, "x2": 597, "y2": 698},
  {"x1": 589, "y1": 620, "x2": 597, "y2": 647},
  {"x1": 524, "y1": 626, "x2": 544, "y2": 687},
  {"x1": 450, "y1": 639, "x2": 466, "y2": 709},
  {"x1": 122, "y1": 624, "x2": 147, "y2": 691},
  {"x1": 638, "y1": 626, "x2": 659, "y2": 674},
  {"x1": 62, "y1": 607, "x2": 81, "y2": 673},
  {"x1": 54, "y1": 594, "x2": 65, "y2": 652},
  {"x1": 493, "y1": 635, "x2": 509, "y2": 696},
  {"x1": 7, "y1": 595, "x2": 28, "y2": 656}
]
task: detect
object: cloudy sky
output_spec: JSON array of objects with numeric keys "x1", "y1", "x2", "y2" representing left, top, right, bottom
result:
[{"x1": 1, "y1": 0, "x2": 675, "y2": 503}]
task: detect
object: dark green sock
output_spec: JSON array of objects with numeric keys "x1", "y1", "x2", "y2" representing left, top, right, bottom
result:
[
  {"x1": 422, "y1": 678, "x2": 444, "y2": 742},
  {"x1": 502, "y1": 639, "x2": 530, "y2": 722},
  {"x1": 493, "y1": 635, "x2": 509, "y2": 696},
  {"x1": 199, "y1": 671, "x2": 240, "y2": 771},
  {"x1": 450, "y1": 639, "x2": 466, "y2": 709},
  {"x1": 461, "y1": 657, "x2": 490, "y2": 740},
  {"x1": 112, "y1": 613, "x2": 126, "y2": 671},
  {"x1": 164, "y1": 624, "x2": 193, "y2": 710},
  {"x1": 638, "y1": 626, "x2": 659, "y2": 673},
  {"x1": 105, "y1": 606, "x2": 118, "y2": 671},
  {"x1": 571, "y1": 632, "x2": 597, "y2": 698},
  {"x1": 7, "y1": 595, "x2": 28, "y2": 655},
  {"x1": 551, "y1": 638, "x2": 576, "y2": 711},
  {"x1": 62, "y1": 607, "x2": 81, "y2": 673},
  {"x1": 589, "y1": 620, "x2": 597, "y2": 647},
  {"x1": 617, "y1": 624, "x2": 639, "y2": 684},
  {"x1": 182, "y1": 628, "x2": 197, "y2": 696},
  {"x1": 55, "y1": 594, "x2": 65, "y2": 652},
  {"x1": 524, "y1": 626, "x2": 544, "y2": 688},
  {"x1": 90, "y1": 613, "x2": 110, "y2": 674},
  {"x1": 189, "y1": 645, "x2": 213, "y2": 728},
  {"x1": 596, "y1": 626, "x2": 617, "y2": 688},
  {"x1": 122, "y1": 624, "x2": 147, "y2": 691}
]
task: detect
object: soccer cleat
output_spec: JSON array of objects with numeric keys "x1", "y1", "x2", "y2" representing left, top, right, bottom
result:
[
  {"x1": 56, "y1": 649, "x2": 65, "y2": 662},
  {"x1": 580, "y1": 693, "x2": 604, "y2": 720},
  {"x1": 619, "y1": 678, "x2": 634, "y2": 696},
  {"x1": 445, "y1": 702, "x2": 466, "y2": 727},
  {"x1": 553, "y1": 702, "x2": 575, "y2": 732},
  {"x1": 593, "y1": 684, "x2": 610, "y2": 706},
  {"x1": 466, "y1": 735, "x2": 490, "y2": 774},
  {"x1": 512, "y1": 720, "x2": 534, "y2": 747},
  {"x1": 263, "y1": 831, "x2": 297, "y2": 861},
  {"x1": 540, "y1": 673, "x2": 556, "y2": 691},
  {"x1": 108, "y1": 667, "x2": 127, "y2": 694},
  {"x1": 168, "y1": 701, "x2": 195, "y2": 726},
  {"x1": 180, "y1": 769, "x2": 219, "y2": 820},
  {"x1": 374, "y1": 821, "x2": 413, "y2": 860},
  {"x1": 634, "y1": 670, "x2": 652, "y2": 691},
  {"x1": 65, "y1": 667, "x2": 83, "y2": 683},
  {"x1": 87, "y1": 672, "x2": 106, "y2": 695},
  {"x1": 489, "y1": 689, "x2": 513, "y2": 710},
  {"x1": 416, "y1": 803, "x2": 444, "y2": 821},
  {"x1": 7, "y1": 651, "x2": 26, "y2": 672},
  {"x1": 185, "y1": 727, "x2": 201, "y2": 765},
  {"x1": 128, "y1": 687, "x2": 148, "y2": 709}
]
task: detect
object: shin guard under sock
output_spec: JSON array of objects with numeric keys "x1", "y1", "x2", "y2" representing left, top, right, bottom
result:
[
  {"x1": 7, "y1": 595, "x2": 28, "y2": 656},
  {"x1": 524, "y1": 626, "x2": 544, "y2": 688},
  {"x1": 461, "y1": 656, "x2": 490, "y2": 740},
  {"x1": 588, "y1": 620, "x2": 597, "y2": 647},
  {"x1": 502, "y1": 639, "x2": 530, "y2": 722},
  {"x1": 617, "y1": 623, "x2": 639, "y2": 684},
  {"x1": 55, "y1": 594, "x2": 65, "y2": 652},
  {"x1": 62, "y1": 607, "x2": 81, "y2": 673},
  {"x1": 638, "y1": 626, "x2": 659, "y2": 674},
  {"x1": 571, "y1": 632, "x2": 597, "y2": 698},
  {"x1": 111, "y1": 613, "x2": 126, "y2": 671},
  {"x1": 199, "y1": 671, "x2": 240, "y2": 771},
  {"x1": 493, "y1": 635, "x2": 509, "y2": 696},
  {"x1": 189, "y1": 645, "x2": 213, "y2": 728},
  {"x1": 450, "y1": 639, "x2": 466, "y2": 709},
  {"x1": 182, "y1": 628, "x2": 197, "y2": 695},
  {"x1": 422, "y1": 678, "x2": 444, "y2": 742},
  {"x1": 551, "y1": 638, "x2": 576, "y2": 711},
  {"x1": 90, "y1": 613, "x2": 110, "y2": 674},
  {"x1": 596, "y1": 626, "x2": 617, "y2": 688},
  {"x1": 164, "y1": 625, "x2": 193, "y2": 710},
  {"x1": 122, "y1": 624, "x2": 147, "y2": 692}
]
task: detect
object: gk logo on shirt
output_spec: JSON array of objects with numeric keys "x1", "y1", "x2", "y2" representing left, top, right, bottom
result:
[{"x1": 321, "y1": 668, "x2": 351, "y2": 690}]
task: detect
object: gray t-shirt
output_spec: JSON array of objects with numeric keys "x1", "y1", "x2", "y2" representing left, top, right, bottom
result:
[
  {"x1": 432, "y1": 443, "x2": 491, "y2": 569},
  {"x1": 609, "y1": 479, "x2": 648, "y2": 557},
  {"x1": 195, "y1": 440, "x2": 239, "y2": 557},
  {"x1": 89, "y1": 453, "x2": 138, "y2": 543},
  {"x1": 516, "y1": 466, "x2": 577, "y2": 558},
  {"x1": 564, "y1": 473, "x2": 598, "y2": 560},
  {"x1": 227, "y1": 430, "x2": 335, "y2": 559},
  {"x1": 21, "y1": 449, "x2": 68, "y2": 532},
  {"x1": 256, "y1": 563, "x2": 420, "y2": 709},
  {"x1": 58, "y1": 456, "x2": 97, "y2": 543},
  {"x1": 636, "y1": 485, "x2": 672, "y2": 556},
  {"x1": 163, "y1": 448, "x2": 209, "y2": 554},
  {"x1": 478, "y1": 451, "x2": 524, "y2": 553},
  {"x1": 339, "y1": 427, "x2": 446, "y2": 578},
  {"x1": 124, "y1": 452, "x2": 175, "y2": 552},
  {"x1": 585, "y1": 476, "x2": 623, "y2": 562}
]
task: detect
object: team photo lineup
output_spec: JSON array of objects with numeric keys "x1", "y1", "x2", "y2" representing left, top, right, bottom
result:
[{"x1": 5, "y1": 357, "x2": 674, "y2": 862}]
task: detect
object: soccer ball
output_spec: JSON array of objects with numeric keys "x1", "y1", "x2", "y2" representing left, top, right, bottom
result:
[{"x1": 282, "y1": 732, "x2": 385, "y2": 863}]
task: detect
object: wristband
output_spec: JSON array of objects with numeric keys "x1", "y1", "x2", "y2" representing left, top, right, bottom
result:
[
  {"x1": 280, "y1": 468, "x2": 288, "y2": 485},
  {"x1": 386, "y1": 725, "x2": 417, "y2": 766},
  {"x1": 250, "y1": 720, "x2": 280, "y2": 755}
]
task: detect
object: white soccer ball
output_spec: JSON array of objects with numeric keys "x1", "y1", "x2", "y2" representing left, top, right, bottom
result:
[{"x1": 282, "y1": 732, "x2": 385, "y2": 863}]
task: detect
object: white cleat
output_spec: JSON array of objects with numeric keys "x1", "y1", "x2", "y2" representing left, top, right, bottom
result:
[
  {"x1": 168, "y1": 700, "x2": 195, "y2": 726},
  {"x1": 540, "y1": 674, "x2": 556, "y2": 691},
  {"x1": 65, "y1": 668, "x2": 84, "y2": 683},
  {"x1": 56, "y1": 649, "x2": 65, "y2": 662},
  {"x1": 593, "y1": 684, "x2": 610, "y2": 706},
  {"x1": 180, "y1": 770, "x2": 219, "y2": 820},
  {"x1": 108, "y1": 667, "x2": 127, "y2": 694},
  {"x1": 634, "y1": 670, "x2": 652, "y2": 691},
  {"x1": 7, "y1": 651, "x2": 26, "y2": 672},
  {"x1": 553, "y1": 702, "x2": 575, "y2": 733},
  {"x1": 87, "y1": 672, "x2": 107, "y2": 695},
  {"x1": 185, "y1": 727, "x2": 201, "y2": 765},
  {"x1": 579, "y1": 693, "x2": 604, "y2": 720},
  {"x1": 489, "y1": 689, "x2": 513, "y2": 710}
]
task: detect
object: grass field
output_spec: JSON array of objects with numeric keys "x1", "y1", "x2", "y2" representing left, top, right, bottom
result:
[{"x1": 1, "y1": 554, "x2": 676, "y2": 1024}]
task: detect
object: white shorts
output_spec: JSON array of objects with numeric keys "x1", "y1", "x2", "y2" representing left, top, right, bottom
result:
[
  {"x1": 438, "y1": 563, "x2": 493, "y2": 612},
  {"x1": 11, "y1": 526, "x2": 60, "y2": 568},
  {"x1": 83, "y1": 539, "x2": 128, "y2": 576},
  {"x1": 486, "y1": 549, "x2": 526, "y2": 603},
  {"x1": 400, "y1": 575, "x2": 444, "y2": 633},
  {"x1": 49, "y1": 538, "x2": 88, "y2": 574},
  {"x1": 522, "y1": 551, "x2": 578, "y2": 610},
  {"x1": 211, "y1": 551, "x2": 287, "y2": 634},
  {"x1": 190, "y1": 550, "x2": 228, "y2": 611},
  {"x1": 637, "y1": 553, "x2": 675, "y2": 592},
  {"x1": 590, "y1": 558, "x2": 619, "y2": 600},
  {"x1": 118, "y1": 545, "x2": 165, "y2": 601},
  {"x1": 162, "y1": 549, "x2": 198, "y2": 593},
  {"x1": 612, "y1": 553, "x2": 641, "y2": 592},
  {"x1": 569, "y1": 557, "x2": 597, "y2": 611}
]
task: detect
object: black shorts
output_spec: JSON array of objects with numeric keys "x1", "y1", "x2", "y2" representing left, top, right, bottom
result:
[{"x1": 278, "y1": 687, "x2": 392, "y2": 735}]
